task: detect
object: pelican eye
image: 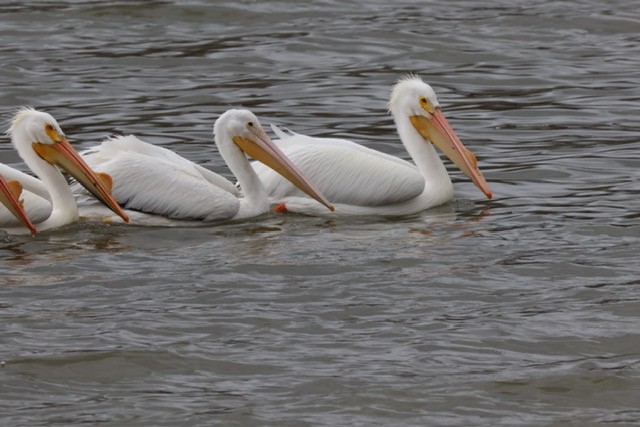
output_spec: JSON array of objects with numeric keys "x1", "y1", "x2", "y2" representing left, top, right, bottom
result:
[
  {"x1": 247, "y1": 121, "x2": 254, "y2": 127},
  {"x1": 419, "y1": 96, "x2": 435, "y2": 114},
  {"x1": 44, "y1": 123, "x2": 61, "y2": 142}
]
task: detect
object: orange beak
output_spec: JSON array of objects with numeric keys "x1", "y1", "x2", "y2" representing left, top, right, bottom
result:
[
  {"x1": 233, "y1": 126, "x2": 334, "y2": 212},
  {"x1": 0, "y1": 175, "x2": 37, "y2": 234},
  {"x1": 410, "y1": 108, "x2": 492, "y2": 199},
  {"x1": 32, "y1": 136, "x2": 130, "y2": 222}
]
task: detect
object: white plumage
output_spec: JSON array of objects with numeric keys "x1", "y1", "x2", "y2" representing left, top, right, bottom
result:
[
  {"x1": 78, "y1": 134, "x2": 241, "y2": 222},
  {"x1": 256, "y1": 128, "x2": 428, "y2": 208},
  {"x1": 265, "y1": 127, "x2": 425, "y2": 206},
  {"x1": 0, "y1": 108, "x2": 128, "y2": 234},
  {"x1": 75, "y1": 109, "x2": 333, "y2": 226},
  {"x1": 252, "y1": 76, "x2": 492, "y2": 216}
]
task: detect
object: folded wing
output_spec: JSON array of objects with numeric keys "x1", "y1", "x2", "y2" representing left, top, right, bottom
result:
[{"x1": 253, "y1": 132, "x2": 425, "y2": 207}]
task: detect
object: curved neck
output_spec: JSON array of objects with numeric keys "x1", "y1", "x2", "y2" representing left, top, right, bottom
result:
[
  {"x1": 216, "y1": 133, "x2": 270, "y2": 219},
  {"x1": 393, "y1": 114, "x2": 453, "y2": 203},
  {"x1": 13, "y1": 135, "x2": 78, "y2": 229},
  {"x1": 0, "y1": 163, "x2": 50, "y2": 200}
]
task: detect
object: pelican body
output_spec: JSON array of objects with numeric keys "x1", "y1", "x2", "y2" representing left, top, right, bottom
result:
[
  {"x1": 0, "y1": 108, "x2": 129, "y2": 234},
  {"x1": 76, "y1": 109, "x2": 333, "y2": 225},
  {"x1": 252, "y1": 76, "x2": 492, "y2": 216}
]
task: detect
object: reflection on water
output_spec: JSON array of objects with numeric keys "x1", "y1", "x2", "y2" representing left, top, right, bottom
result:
[{"x1": 1, "y1": 0, "x2": 640, "y2": 425}]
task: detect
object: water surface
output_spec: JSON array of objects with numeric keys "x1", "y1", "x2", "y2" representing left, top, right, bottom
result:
[{"x1": 1, "y1": 1, "x2": 639, "y2": 426}]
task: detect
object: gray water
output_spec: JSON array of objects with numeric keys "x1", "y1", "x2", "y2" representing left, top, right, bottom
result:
[{"x1": 1, "y1": 1, "x2": 639, "y2": 426}]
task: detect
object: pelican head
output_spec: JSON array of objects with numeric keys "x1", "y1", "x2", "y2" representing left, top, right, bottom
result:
[
  {"x1": 8, "y1": 108, "x2": 129, "y2": 222},
  {"x1": 389, "y1": 76, "x2": 492, "y2": 199},
  {"x1": 9, "y1": 108, "x2": 67, "y2": 150},
  {"x1": 214, "y1": 109, "x2": 334, "y2": 211}
]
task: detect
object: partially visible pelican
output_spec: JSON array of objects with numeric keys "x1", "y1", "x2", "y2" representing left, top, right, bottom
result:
[
  {"x1": 76, "y1": 109, "x2": 333, "y2": 225},
  {"x1": 0, "y1": 173, "x2": 36, "y2": 234},
  {"x1": 252, "y1": 76, "x2": 492, "y2": 216},
  {"x1": 0, "y1": 108, "x2": 129, "y2": 233},
  {"x1": 0, "y1": 162, "x2": 51, "y2": 225}
]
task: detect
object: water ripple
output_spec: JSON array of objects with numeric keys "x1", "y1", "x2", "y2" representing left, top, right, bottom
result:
[{"x1": 1, "y1": 0, "x2": 640, "y2": 425}]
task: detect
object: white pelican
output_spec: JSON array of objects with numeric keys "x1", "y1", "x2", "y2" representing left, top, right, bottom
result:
[
  {"x1": 0, "y1": 108, "x2": 129, "y2": 233},
  {"x1": 252, "y1": 76, "x2": 493, "y2": 216},
  {"x1": 75, "y1": 109, "x2": 334, "y2": 225},
  {"x1": 0, "y1": 174, "x2": 37, "y2": 234}
]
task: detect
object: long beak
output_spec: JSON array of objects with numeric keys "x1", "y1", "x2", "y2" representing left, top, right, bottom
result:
[
  {"x1": 0, "y1": 175, "x2": 37, "y2": 234},
  {"x1": 233, "y1": 128, "x2": 335, "y2": 212},
  {"x1": 410, "y1": 108, "x2": 492, "y2": 199},
  {"x1": 32, "y1": 137, "x2": 130, "y2": 222}
]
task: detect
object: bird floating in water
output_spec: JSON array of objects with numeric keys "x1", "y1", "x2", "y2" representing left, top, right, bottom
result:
[
  {"x1": 0, "y1": 108, "x2": 129, "y2": 234},
  {"x1": 75, "y1": 109, "x2": 334, "y2": 225},
  {"x1": 252, "y1": 75, "x2": 492, "y2": 216}
]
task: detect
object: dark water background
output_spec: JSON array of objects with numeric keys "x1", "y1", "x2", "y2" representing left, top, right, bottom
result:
[{"x1": 1, "y1": 1, "x2": 639, "y2": 425}]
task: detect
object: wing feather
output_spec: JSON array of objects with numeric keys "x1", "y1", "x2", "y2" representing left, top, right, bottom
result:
[
  {"x1": 254, "y1": 134, "x2": 424, "y2": 206},
  {"x1": 78, "y1": 135, "x2": 240, "y2": 221},
  {"x1": 81, "y1": 135, "x2": 240, "y2": 196}
]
